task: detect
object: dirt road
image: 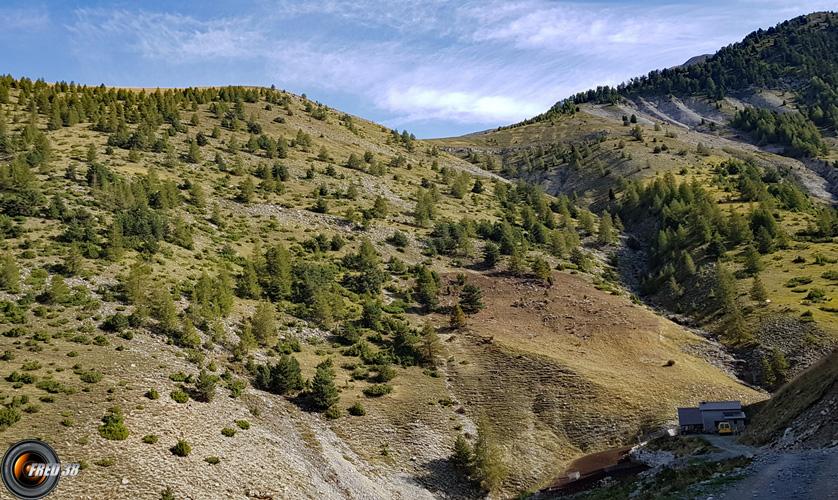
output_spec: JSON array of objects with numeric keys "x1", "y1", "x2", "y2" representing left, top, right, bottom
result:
[{"x1": 717, "y1": 447, "x2": 838, "y2": 499}]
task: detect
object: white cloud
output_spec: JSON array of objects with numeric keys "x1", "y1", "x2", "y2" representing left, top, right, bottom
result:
[
  {"x1": 60, "y1": 1, "x2": 837, "y2": 132},
  {"x1": 67, "y1": 9, "x2": 264, "y2": 61},
  {"x1": 0, "y1": 6, "x2": 49, "y2": 32}
]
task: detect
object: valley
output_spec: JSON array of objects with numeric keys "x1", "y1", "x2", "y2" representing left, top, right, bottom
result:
[{"x1": 0, "y1": 9, "x2": 836, "y2": 500}]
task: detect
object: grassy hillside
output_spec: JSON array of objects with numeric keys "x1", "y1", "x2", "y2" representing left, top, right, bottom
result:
[
  {"x1": 743, "y1": 348, "x2": 838, "y2": 447},
  {"x1": 433, "y1": 14, "x2": 838, "y2": 393},
  {"x1": 0, "y1": 77, "x2": 763, "y2": 497}
]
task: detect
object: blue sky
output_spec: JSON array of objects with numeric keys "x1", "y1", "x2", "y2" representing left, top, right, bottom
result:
[{"x1": 1, "y1": 1, "x2": 833, "y2": 137}]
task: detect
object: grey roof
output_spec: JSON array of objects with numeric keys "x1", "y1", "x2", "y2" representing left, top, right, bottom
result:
[
  {"x1": 698, "y1": 401, "x2": 742, "y2": 411},
  {"x1": 677, "y1": 407, "x2": 702, "y2": 426},
  {"x1": 721, "y1": 411, "x2": 747, "y2": 420}
]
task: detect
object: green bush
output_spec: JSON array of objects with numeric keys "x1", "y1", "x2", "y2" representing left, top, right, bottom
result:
[
  {"x1": 80, "y1": 370, "x2": 103, "y2": 383},
  {"x1": 204, "y1": 456, "x2": 221, "y2": 465},
  {"x1": 170, "y1": 439, "x2": 191, "y2": 457},
  {"x1": 0, "y1": 406, "x2": 21, "y2": 430},
  {"x1": 170, "y1": 389, "x2": 189, "y2": 403},
  {"x1": 362, "y1": 384, "x2": 392, "y2": 397},
  {"x1": 6, "y1": 371, "x2": 35, "y2": 384},
  {"x1": 347, "y1": 402, "x2": 366, "y2": 416},
  {"x1": 98, "y1": 407, "x2": 129, "y2": 440},
  {"x1": 142, "y1": 434, "x2": 159, "y2": 444},
  {"x1": 145, "y1": 388, "x2": 160, "y2": 400},
  {"x1": 235, "y1": 420, "x2": 250, "y2": 430},
  {"x1": 101, "y1": 313, "x2": 129, "y2": 332},
  {"x1": 324, "y1": 405, "x2": 342, "y2": 419},
  {"x1": 221, "y1": 427, "x2": 236, "y2": 437}
]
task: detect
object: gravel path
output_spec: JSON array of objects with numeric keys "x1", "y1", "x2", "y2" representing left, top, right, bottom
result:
[{"x1": 716, "y1": 447, "x2": 838, "y2": 499}]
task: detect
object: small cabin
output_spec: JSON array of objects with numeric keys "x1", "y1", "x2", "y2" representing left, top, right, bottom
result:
[{"x1": 677, "y1": 400, "x2": 746, "y2": 434}]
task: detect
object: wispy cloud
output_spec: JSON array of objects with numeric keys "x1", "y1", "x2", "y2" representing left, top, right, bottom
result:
[
  {"x1": 53, "y1": 1, "x2": 835, "y2": 136},
  {"x1": 0, "y1": 6, "x2": 50, "y2": 33},
  {"x1": 67, "y1": 9, "x2": 264, "y2": 62}
]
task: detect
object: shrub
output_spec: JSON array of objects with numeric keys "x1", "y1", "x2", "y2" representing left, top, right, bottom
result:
[
  {"x1": 170, "y1": 439, "x2": 191, "y2": 457},
  {"x1": 145, "y1": 388, "x2": 160, "y2": 400},
  {"x1": 805, "y1": 288, "x2": 828, "y2": 302},
  {"x1": 362, "y1": 384, "x2": 392, "y2": 397},
  {"x1": 6, "y1": 371, "x2": 35, "y2": 384},
  {"x1": 0, "y1": 406, "x2": 21, "y2": 430},
  {"x1": 347, "y1": 402, "x2": 366, "y2": 416},
  {"x1": 80, "y1": 370, "x2": 103, "y2": 383},
  {"x1": 36, "y1": 379, "x2": 67, "y2": 393},
  {"x1": 21, "y1": 360, "x2": 41, "y2": 371},
  {"x1": 98, "y1": 407, "x2": 129, "y2": 440},
  {"x1": 235, "y1": 420, "x2": 250, "y2": 430},
  {"x1": 193, "y1": 369, "x2": 217, "y2": 402},
  {"x1": 170, "y1": 389, "x2": 189, "y2": 403},
  {"x1": 204, "y1": 456, "x2": 221, "y2": 465},
  {"x1": 324, "y1": 405, "x2": 342, "y2": 419},
  {"x1": 101, "y1": 313, "x2": 129, "y2": 332},
  {"x1": 221, "y1": 427, "x2": 236, "y2": 437},
  {"x1": 142, "y1": 434, "x2": 159, "y2": 444},
  {"x1": 372, "y1": 364, "x2": 396, "y2": 383}
]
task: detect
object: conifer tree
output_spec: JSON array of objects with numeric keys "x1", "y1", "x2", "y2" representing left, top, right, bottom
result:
[
  {"x1": 597, "y1": 212, "x2": 615, "y2": 245},
  {"x1": 459, "y1": 284, "x2": 485, "y2": 314},
  {"x1": 310, "y1": 358, "x2": 339, "y2": 410},
  {"x1": 531, "y1": 256, "x2": 552, "y2": 283},
  {"x1": 106, "y1": 220, "x2": 124, "y2": 261},
  {"x1": 452, "y1": 434, "x2": 473, "y2": 471},
  {"x1": 251, "y1": 301, "x2": 276, "y2": 346},
  {"x1": 450, "y1": 304, "x2": 467, "y2": 330},
  {"x1": 420, "y1": 322, "x2": 441, "y2": 367},
  {"x1": 483, "y1": 242, "x2": 500, "y2": 268},
  {"x1": 413, "y1": 266, "x2": 439, "y2": 311},
  {"x1": 0, "y1": 254, "x2": 20, "y2": 293},
  {"x1": 750, "y1": 274, "x2": 768, "y2": 303},
  {"x1": 187, "y1": 140, "x2": 201, "y2": 163}
]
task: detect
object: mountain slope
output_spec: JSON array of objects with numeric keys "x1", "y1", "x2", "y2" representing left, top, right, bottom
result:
[
  {"x1": 432, "y1": 12, "x2": 838, "y2": 394},
  {"x1": 0, "y1": 76, "x2": 764, "y2": 498}
]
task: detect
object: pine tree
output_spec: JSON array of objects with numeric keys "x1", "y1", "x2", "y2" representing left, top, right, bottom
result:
[
  {"x1": 237, "y1": 177, "x2": 255, "y2": 204},
  {"x1": 597, "y1": 212, "x2": 616, "y2": 245},
  {"x1": 483, "y1": 242, "x2": 500, "y2": 268},
  {"x1": 413, "y1": 266, "x2": 439, "y2": 311},
  {"x1": 237, "y1": 261, "x2": 262, "y2": 299},
  {"x1": 263, "y1": 244, "x2": 292, "y2": 300},
  {"x1": 743, "y1": 245, "x2": 763, "y2": 275},
  {"x1": 189, "y1": 183, "x2": 206, "y2": 208},
  {"x1": 459, "y1": 284, "x2": 485, "y2": 314},
  {"x1": 750, "y1": 274, "x2": 768, "y2": 303},
  {"x1": 452, "y1": 434, "x2": 473, "y2": 471},
  {"x1": 187, "y1": 140, "x2": 201, "y2": 163},
  {"x1": 505, "y1": 245, "x2": 524, "y2": 275},
  {"x1": 414, "y1": 188, "x2": 435, "y2": 226},
  {"x1": 419, "y1": 322, "x2": 441, "y2": 367},
  {"x1": 472, "y1": 420, "x2": 507, "y2": 493},
  {"x1": 0, "y1": 254, "x2": 20, "y2": 293},
  {"x1": 236, "y1": 323, "x2": 256, "y2": 355},
  {"x1": 63, "y1": 243, "x2": 83, "y2": 276},
  {"x1": 106, "y1": 220, "x2": 124, "y2": 261},
  {"x1": 152, "y1": 289, "x2": 179, "y2": 334},
  {"x1": 310, "y1": 359, "x2": 339, "y2": 410},
  {"x1": 450, "y1": 304, "x2": 467, "y2": 330},
  {"x1": 251, "y1": 301, "x2": 276, "y2": 346},
  {"x1": 193, "y1": 369, "x2": 217, "y2": 402},
  {"x1": 44, "y1": 276, "x2": 71, "y2": 304},
  {"x1": 531, "y1": 256, "x2": 552, "y2": 283},
  {"x1": 178, "y1": 318, "x2": 201, "y2": 348}
]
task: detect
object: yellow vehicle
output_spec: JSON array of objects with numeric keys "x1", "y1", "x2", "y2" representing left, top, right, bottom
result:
[{"x1": 717, "y1": 422, "x2": 733, "y2": 435}]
